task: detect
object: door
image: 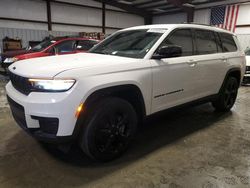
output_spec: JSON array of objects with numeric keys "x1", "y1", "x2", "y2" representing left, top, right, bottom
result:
[
  {"x1": 151, "y1": 29, "x2": 199, "y2": 113},
  {"x1": 191, "y1": 29, "x2": 227, "y2": 98}
]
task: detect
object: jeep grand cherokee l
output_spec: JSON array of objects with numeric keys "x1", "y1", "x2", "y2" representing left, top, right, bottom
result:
[{"x1": 6, "y1": 24, "x2": 246, "y2": 161}]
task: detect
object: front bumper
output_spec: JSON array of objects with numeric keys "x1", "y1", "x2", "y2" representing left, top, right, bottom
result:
[{"x1": 6, "y1": 82, "x2": 83, "y2": 143}]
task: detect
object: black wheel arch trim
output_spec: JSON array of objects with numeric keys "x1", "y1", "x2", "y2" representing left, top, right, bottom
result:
[
  {"x1": 218, "y1": 67, "x2": 241, "y2": 97},
  {"x1": 72, "y1": 84, "x2": 146, "y2": 140}
]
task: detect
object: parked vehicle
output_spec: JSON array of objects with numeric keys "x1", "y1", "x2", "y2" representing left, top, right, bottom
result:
[
  {"x1": 242, "y1": 48, "x2": 250, "y2": 85},
  {"x1": 6, "y1": 24, "x2": 246, "y2": 161},
  {"x1": 1, "y1": 47, "x2": 30, "y2": 69},
  {"x1": 1, "y1": 37, "x2": 99, "y2": 69}
]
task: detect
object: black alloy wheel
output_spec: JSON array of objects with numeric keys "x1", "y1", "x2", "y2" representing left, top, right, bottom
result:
[
  {"x1": 212, "y1": 77, "x2": 239, "y2": 112},
  {"x1": 95, "y1": 111, "x2": 132, "y2": 154},
  {"x1": 79, "y1": 97, "x2": 137, "y2": 162},
  {"x1": 223, "y1": 78, "x2": 238, "y2": 108}
]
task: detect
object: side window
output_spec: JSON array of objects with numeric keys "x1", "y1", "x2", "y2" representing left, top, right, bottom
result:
[
  {"x1": 159, "y1": 29, "x2": 193, "y2": 57},
  {"x1": 195, "y1": 30, "x2": 217, "y2": 55},
  {"x1": 219, "y1": 33, "x2": 237, "y2": 52},
  {"x1": 76, "y1": 40, "x2": 98, "y2": 51},
  {"x1": 55, "y1": 40, "x2": 76, "y2": 53}
]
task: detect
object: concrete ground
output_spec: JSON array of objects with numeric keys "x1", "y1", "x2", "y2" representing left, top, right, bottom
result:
[{"x1": 1, "y1": 72, "x2": 250, "y2": 188}]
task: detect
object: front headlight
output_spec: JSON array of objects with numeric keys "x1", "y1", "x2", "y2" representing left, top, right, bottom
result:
[
  {"x1": 4, "y1": 57, "x2": 18, "y2": 64},
  {"x1": 28, "y1": 78, "x2": 76, "y2": 92}
]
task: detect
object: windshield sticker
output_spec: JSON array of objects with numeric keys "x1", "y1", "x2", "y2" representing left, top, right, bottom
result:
[{"x1": 147, "y1": 29, "x2": 167, "y2": 33}]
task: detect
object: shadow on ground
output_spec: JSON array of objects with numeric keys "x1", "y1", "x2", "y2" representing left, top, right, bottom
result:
[
  {"x1": 44, "y1": 104, "x2": 231, "y2": 166},
  {"x1": 1, "y1": 101, "x2": 232, "y2": 187}
]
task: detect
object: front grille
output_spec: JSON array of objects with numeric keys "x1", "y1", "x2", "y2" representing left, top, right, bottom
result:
[
  {"x1": 9, "y1": 71, "x2": 31, "y2": 95},
  {"x1": 7, "y1": 95, "x2": 27, "y2": 129}
]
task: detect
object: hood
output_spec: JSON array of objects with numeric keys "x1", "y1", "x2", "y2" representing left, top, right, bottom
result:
[
  {"x1": 8, "y1": 53, "x2": 139, "y2": 78},
  {"x1": 2, "y1": 49, "x2": 28, "y2": 58},
  {"x1": 246, "y1": 55, "x2": 250, "y2": 66}
]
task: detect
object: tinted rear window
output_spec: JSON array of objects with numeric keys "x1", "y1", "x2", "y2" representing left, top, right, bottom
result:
[
  {"x1": 219, "y1": 33, "x2": 237, "y2": 52},
  {"x1": 195, "y1": 30, "x2": 217, "y2": 55}
]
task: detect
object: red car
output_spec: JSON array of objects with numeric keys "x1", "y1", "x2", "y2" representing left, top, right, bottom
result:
[{"x1": 1, "y1": 37, "x2": 99, "y2": 69}]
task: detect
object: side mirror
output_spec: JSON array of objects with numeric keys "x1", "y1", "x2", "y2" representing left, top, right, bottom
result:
[{"x1": 152, "y1": 45, "x2": 182, "y2": 59}]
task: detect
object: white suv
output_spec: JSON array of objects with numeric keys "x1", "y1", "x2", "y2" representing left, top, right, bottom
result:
[{"x1": 6, "y1": 24, "x2": 246, "y2": 161}]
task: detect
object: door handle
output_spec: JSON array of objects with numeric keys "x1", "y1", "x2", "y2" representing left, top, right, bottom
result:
[
  {"x1": 187, "y1": 60, "x2": 197, "y2": 67},
  {"x1": 220, "y1": 56, "x2": 227, "y2": 62},
  {"x1": 220, "y1": 58, "x2": 227, "y2": 63}
]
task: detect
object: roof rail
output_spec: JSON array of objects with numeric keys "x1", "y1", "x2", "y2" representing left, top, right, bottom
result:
[
  {"x1": 181, "y1": 22, "x2": 234, "y2": 33},
  {"x1": 181, "y1": 22, "x2": 215, "y2": 27}
]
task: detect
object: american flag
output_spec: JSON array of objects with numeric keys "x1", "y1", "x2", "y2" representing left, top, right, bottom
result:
[{"x1": 210, "y1": 4, "x2": 240, "y2": 33}]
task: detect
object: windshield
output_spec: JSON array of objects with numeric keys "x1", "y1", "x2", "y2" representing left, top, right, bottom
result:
[
  {"x1": 31, "y1": 40, "x2": 57, "y2": 52},
  {"x1": 245, "y1": 48, "x2": 250, "y2": 56},
  {"x1": 89, "y1": 29, "x2": 165, "y2": 58}
]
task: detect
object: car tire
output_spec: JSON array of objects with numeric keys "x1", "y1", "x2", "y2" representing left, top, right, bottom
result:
[
  {"x1": 79, "y1": 97, "x2": 138, "y2": 162},
  {"x1": 212, "y1": 76, "x2": 239, "y2": 112}
]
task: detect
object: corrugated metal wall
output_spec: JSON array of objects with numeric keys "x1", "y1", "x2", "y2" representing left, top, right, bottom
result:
[
  {"x1": 0, "y1": 0, "x2": 144, "y2": 34},
  {"x1": 153, "y1": 13, "x2": 187, "y2": 24},
  {"x1": 193, "y1": 9, "x2": 211, "y2": 24},
  {"x1": 0, "y1": 0, "x2": 144, "y2": 53},
  {"x1": 0, "y1": 27, "x2": 78, "y2": 52},
  {"x1": 237, "y1": 35, "x2": 250, "y2": 50}
]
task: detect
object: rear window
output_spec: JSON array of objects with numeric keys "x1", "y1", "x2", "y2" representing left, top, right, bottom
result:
[
  {"x1": 219, "y1": 33, "x2": 237, "y2": 52},
  {"x1": 195, "y1": 30, "x2": 217, "y2": 55}
]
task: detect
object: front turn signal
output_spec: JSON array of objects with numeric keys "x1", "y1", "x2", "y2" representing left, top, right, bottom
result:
[{"x1": 75, "y1": 103, "x2": 84, "y2": 118}]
